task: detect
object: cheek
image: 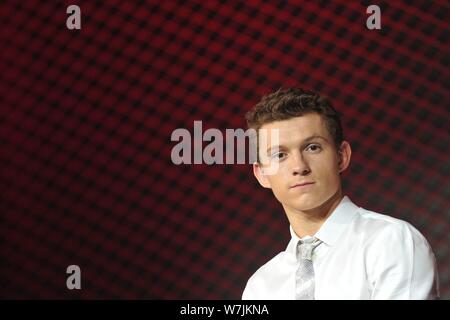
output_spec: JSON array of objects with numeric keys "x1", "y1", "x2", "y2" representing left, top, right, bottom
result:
[
  {"x1": 311, "y1": 159, "x2": 341, "y2": 184},
  {"x1": 312, "y1": 154, "x2": 339, "y2": 172},
  {"x1": 319, "y1": 166, "x2": 341, "y2": 188},
  {"x1": 267, "y1": 175, "x2": 289, "y2": 199}
]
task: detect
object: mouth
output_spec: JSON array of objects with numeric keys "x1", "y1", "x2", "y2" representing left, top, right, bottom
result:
[{"x1": 290, "y1": 182, "x2": 315, "y2": 189}]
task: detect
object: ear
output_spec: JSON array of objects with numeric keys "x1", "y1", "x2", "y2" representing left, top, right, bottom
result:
[
  {"x1": 337, "y1": 140, "x2": 352, "y2": 173},
  {"x1": 253, "y1": 162, "x2": 272, "y2": 189}
]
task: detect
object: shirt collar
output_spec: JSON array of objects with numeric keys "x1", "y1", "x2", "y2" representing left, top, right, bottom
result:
[{"x1": 286, "y1": 195, "x2": 359, "y2": 257}]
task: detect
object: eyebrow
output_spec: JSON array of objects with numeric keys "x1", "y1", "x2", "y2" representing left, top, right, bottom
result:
[{"x1": 266, "y1": 135, "x2": 328, "y2": 154}]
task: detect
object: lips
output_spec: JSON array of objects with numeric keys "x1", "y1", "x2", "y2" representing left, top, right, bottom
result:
[{"x1": 290, "y1": 182, "x2": 315, "y2": 188}]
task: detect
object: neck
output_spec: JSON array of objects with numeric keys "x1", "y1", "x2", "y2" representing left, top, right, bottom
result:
[{"x1": 284, "y1": 189, "x2": 343, "y2": 238}]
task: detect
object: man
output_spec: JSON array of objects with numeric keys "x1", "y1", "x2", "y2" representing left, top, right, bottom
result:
[{"x1": 242, "y1": 87, "x2": 439, "y2": 300}]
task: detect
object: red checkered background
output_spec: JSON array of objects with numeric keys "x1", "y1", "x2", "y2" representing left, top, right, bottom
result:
[{"x1": 0, "y1": 1, "x2": 448, "y2": 299}]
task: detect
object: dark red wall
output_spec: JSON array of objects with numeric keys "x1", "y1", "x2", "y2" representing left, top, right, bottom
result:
[{"x1": 0, "y1": 0, "x2": 448, "y2": 299}]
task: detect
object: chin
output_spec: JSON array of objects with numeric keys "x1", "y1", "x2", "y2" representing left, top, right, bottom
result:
[{"x1": 289, "y1": 196, "x2": 321, "y2": 211}]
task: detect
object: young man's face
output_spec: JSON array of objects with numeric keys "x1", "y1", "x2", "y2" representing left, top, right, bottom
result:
[{"x1": 253, "y1": 112, "x2": 351, "y2": 212}]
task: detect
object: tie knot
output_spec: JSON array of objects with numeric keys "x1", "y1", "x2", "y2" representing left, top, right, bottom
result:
[{"x1": 297, "y1": 237, "x2": 321, "y2": 261}]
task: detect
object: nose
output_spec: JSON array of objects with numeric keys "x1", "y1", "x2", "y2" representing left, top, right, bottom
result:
[{"x1": 291, "y1": 151, "x2": 311, "y2": 176}]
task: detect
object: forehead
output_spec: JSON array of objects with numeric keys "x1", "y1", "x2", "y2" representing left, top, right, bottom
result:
[{"x1": 259, "y1": 113, "x2": 330, "y2": 146}]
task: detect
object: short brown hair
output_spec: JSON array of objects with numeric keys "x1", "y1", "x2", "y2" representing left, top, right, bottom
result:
[{"x1": 246, "y1": 87, "x2": 344, "y2": 153}]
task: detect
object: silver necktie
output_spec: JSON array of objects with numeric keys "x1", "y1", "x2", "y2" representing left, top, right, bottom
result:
[{"x1": 295, "y1": 237, "x2": 322, "y2": 300}]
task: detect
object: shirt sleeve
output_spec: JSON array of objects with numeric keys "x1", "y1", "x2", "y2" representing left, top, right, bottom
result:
[
  {"x1": 242, "y1": 276, "x2": 257, "y2": 300},
  {"x1": 366, "y1": 221, "x2": 439, "y2": 300}
]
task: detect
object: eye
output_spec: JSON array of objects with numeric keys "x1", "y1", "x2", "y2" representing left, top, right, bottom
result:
[
  {"x1": 271, "y1": 152, "x2": 287, "y2": 160},
  {"x1": 306, "y1": 144, "x2": 321, "y2": 152}
]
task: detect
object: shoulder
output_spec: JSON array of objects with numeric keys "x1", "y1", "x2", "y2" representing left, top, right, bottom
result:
[
  {"x1": 354, "y1": 207, "x2": 435, "y2": 270},
  {"x1": 355, "y1": 207, "x2": 430, "y2": 246},
  {"x1": 355, "y1": 207, "x2": 439, "y2": 299}
]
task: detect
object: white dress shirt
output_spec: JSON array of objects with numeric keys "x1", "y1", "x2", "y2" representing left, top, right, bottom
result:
[{"x1": 242, "y1": 196, "x2": 439, "y2": 300}]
